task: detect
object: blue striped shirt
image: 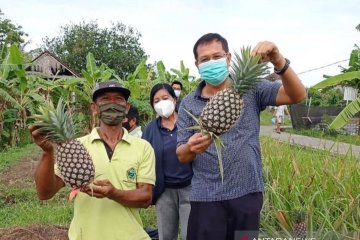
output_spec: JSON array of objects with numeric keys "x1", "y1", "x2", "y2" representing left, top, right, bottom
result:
[{"x1": 177, "y1": 80, "x2": 281, "y2": 201}]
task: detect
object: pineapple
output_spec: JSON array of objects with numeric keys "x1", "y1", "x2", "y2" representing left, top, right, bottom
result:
[
  {"x1": 293, "y1": 211, "x2": 307, "y2": 238},
  {"x1": 33, "y1": 98, "x2": 95, "y2": 189},
  {"x1": 185, "y1": 47, "x2": 269, "y2": 181},
  {"x1": 200, "y1": 46, "x2": 269, "y2": 135}
]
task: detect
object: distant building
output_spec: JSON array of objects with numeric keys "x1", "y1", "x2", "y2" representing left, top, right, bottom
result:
[{"x1": 26, "y1": 51, "x2": 80, "y2": 79}]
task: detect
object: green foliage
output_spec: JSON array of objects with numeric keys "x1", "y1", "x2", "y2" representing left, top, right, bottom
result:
[
  {"x1": 260, "y1": 137, "x2": 360, "y2": 238},
  {"x1": 39, "y1": 21, "x2": 145, "y2": 79},
  {"x1": 329, "y1": 97, "x2": 360, "y2": 129},
  {"x1": 308, "y1": 88, "x2": 345, "y2": 107},
  {"x1": 312, "y1": 71, "x2": 360, "y2": 90},
  {"x1": 310, "y1": 25, "x2": 360, "y2": 129},
  {"x1": 124, "y1": 58, "x2": 199, "y2": 126},
  {"x1": 0, "y1": 9, "x2": 28, "y2": 59},
  {"x1": 0, "y1": 45, "x2": 48, "y2": 147}
]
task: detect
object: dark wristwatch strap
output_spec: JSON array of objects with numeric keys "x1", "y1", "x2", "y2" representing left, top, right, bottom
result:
[{"x1": 274, "y1": 58, "x2": 290, "y2": 75}]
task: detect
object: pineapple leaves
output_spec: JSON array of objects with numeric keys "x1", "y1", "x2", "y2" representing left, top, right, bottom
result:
[
  {"x1": 230, "y1": 46, "x2": 269, "y2": 96},
  {"x1": 212, "y1": 134, "x2": 225, "y2": 183},
  {"x1": 33, "y1": 97, "x2": 76, "y2": 143},
  {"x1": 182, "y1": 108, "x2": 225, "y2": 182},
  {"x1": 183, "y1": 108, "x2": 200, "y2": 125}
]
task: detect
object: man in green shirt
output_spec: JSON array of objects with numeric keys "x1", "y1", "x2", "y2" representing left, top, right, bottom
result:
[{"x1": 30, "y1": 81, "x2": 156, "y2": 240}]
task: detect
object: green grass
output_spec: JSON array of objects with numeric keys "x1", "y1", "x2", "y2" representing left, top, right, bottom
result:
[
  {"x1": 260, "y1": 108, "x2": 274, "y2": 126},
  {"x1": 285, "y1": 128, "x2": 360, "y2": 146},
  {"x1": 0, "y1": 144, "x2": 39, "y2": 171},
  {"x1": 0, "y1": 186, "x2": 72, "y2": 228},
  {"x1": 260, "y1": 136, "x2": 360, "y2": 238},
  {"x1": 1, "y1": 138, "x2": 359, "y2": 239}
]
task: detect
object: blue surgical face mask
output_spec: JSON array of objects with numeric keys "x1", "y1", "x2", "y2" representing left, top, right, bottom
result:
[{"x1": 198, "y1": 58, "x2": 229, "y2": 86}]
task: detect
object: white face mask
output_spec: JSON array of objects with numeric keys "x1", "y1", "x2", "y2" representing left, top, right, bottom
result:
[
  {"x1": 154, "y1": 99, "x2": 175, "y2": 118},
  {"x1": 174, "y1": 90, "x2": 181, "y2": 98}
]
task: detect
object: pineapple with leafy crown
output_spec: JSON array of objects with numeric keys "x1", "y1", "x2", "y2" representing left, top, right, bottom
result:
[
  {"x1": 185, "y1": 46, "x2": 269, "y2": 181},
  {"x1": 33, "y1": 98, "x2": 95, "y2": 189}
]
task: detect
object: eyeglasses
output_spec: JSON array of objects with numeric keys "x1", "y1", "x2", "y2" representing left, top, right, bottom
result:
[{"x1": 198, "y1": 52, "x2": 228, "y2": 64}]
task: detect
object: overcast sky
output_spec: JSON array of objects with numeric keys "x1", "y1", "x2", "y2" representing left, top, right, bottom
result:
[{"x1": 1, "y1": 0, "x2": 359, "y2": 87}]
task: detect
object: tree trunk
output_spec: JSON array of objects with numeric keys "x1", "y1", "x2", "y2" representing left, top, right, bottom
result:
[{"x1": 9, "y1": 124, "x2": 18, "y2": 147}]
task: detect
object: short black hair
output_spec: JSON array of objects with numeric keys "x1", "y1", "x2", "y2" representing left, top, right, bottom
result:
[
  {"x1": 127, "y1": 105, "x2": 140, "y2": 124},
  {"x1": 193, "y1": 33, "x2": 229, "y2": 60},
  {"x1": 149, "y1": 83, "x2": 176, "y2": 108},
  {"x1": 171, "y1": 80, "x2": 183, "y2": 90}
]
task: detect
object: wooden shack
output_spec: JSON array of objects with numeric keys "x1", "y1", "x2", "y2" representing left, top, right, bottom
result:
[{"x1": 26, "y1": 51, "x2": 80, "y2": 79}]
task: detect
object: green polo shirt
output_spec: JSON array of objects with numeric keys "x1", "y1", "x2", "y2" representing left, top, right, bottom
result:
[{"x1": 56, "y1": 128, "x2": 155, "y2": 240}]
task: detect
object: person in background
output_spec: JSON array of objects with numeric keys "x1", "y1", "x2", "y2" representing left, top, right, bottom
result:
[
  {"x1": 274, "y1": 105, "x2": 289, "y2": 134},
  {"x1": 143, "y1": 83, "x2": 192, "y2": 240},
  {"x1": 171, "y1": 80, "x2": 183, "y2": 112},
  {"x1": 176, "y1": 33, "x2": 306, "y2": 240},
  {"x1": 123, "y1": 104, "x2": 142, "y2": 138}
]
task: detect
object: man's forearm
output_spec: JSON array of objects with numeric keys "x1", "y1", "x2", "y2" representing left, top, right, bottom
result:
[
  {"x1": 34, "y1": 150, "x2": 64, "y2": 200},
  {"x1": 176, "y1": 143, "x2": 196, "y2": 164},
  {"x1": 280, "y1": 67, "x2": 306, "y2": 103},
  {"x1": 109, "y1": 185, "x2": 152, "y2": 208}
]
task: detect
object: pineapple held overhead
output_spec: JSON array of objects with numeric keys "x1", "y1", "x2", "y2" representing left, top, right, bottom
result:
[
  {"x1": 33, "y1": 98, "x2": 95, "y2": 189},
  {"x1": 185, "y1": 46, "x2": 269, "y2": 181}
]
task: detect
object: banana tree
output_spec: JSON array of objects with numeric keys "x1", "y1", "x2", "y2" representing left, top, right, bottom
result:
[
  {"x1": 0, "y1": 45, "x2": 50, "y2": 146},
  {"x1": 170, "y1": 60, "x2": 200, "y2": 95},
  {"x1": 311, "y1": 46, "x2": 360, "y2": 129}
]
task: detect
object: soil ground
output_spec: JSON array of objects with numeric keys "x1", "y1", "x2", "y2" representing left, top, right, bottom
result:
[{"x1": 0, "y1": 150, "x2": 69, "y2": 240}]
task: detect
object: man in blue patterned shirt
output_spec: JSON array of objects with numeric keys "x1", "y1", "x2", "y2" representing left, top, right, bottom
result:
[{"x1": 176, "y1": 33, "x2": 306, "y2": 240}]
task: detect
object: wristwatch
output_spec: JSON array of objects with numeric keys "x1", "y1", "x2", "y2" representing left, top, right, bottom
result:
[{"x1": 274, "y1": 58, "x2": 290, "y2": 75}]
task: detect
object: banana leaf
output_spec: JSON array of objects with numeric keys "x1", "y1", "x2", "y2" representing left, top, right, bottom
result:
[
  {"x1": 329, "y1": 96, "x2": 360, "y2": 129},
  {"x1": 312, "y1": 71, "x2": 360, "y2": 90}
]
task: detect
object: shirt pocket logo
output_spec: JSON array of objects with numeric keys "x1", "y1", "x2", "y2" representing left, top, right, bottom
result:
[{"x1": 126, "y1": 167, "x2": 137, "y2": 181}]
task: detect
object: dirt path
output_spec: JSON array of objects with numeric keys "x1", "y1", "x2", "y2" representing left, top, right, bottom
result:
[
  {"x1": 0, "y1": 224, "x2": 68, "y2": 240},
  {"x1": 0, "y1": 150, "x2": 40, "y2": 187},
  {"x1": 0, "y1": 149, "x2": 69, "y2": 240}
]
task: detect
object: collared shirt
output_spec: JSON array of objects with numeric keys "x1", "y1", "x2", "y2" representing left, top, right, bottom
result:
[
  {"x1": 156, "y1": 118, "x2": 192, "y2": 188},
  {"x1": 129, "y1": 126, "x2": 143, "y2": 138},
  {"x1": 56, "y1": 128, "x2": 155, "y2": 240},
  {"x1": 177, "y1": 80, "x2": 281, "y2": 202}
]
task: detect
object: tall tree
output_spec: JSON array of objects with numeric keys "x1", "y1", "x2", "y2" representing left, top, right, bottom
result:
[
  {"x1": 39, "y1": 21, "x2": 146, "y2": 79},
  {"x1": 0, "y1": 9, "x2": 28, "y2": 58}
]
